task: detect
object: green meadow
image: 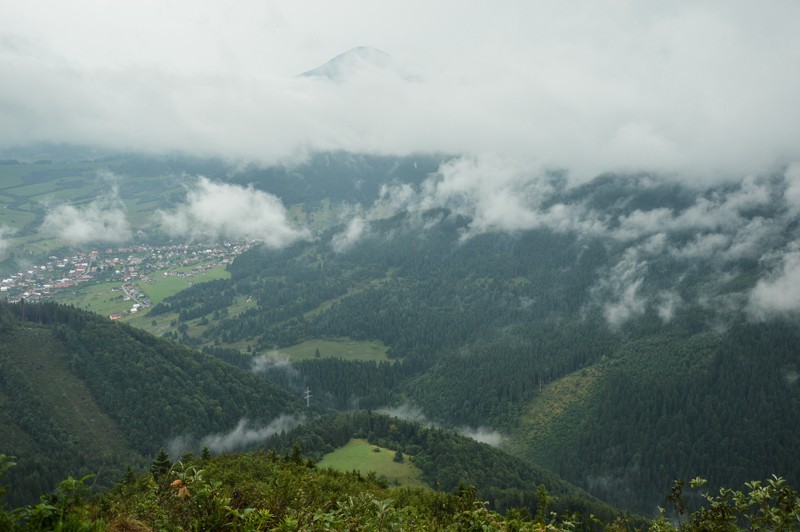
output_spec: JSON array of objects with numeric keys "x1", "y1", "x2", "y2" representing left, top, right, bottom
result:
[
  {"x1": 138, "y1": 265, "x2": 230, "y2": 305},
  {"x1": 55, "y1": 264, "x2": 230, "y2": 322},
  {"x1": 282, "y1": 338, "x2": 390, "y2": 362},
  {"x1": 318, "y1": 438, "x2": 428, "y2": 489}
]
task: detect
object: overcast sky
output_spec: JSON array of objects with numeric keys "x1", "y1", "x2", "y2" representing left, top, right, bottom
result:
[{"x1": 2, "y1": 1, "x2": 800, "y2": 181}]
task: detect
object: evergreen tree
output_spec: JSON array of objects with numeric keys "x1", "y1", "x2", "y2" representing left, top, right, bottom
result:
[
  {"x1": 150, "y1": 448, "x2": 171, "y2": 480},
  {"x1": 122, "y1": 466, "x2": 135, "y2": 485}
]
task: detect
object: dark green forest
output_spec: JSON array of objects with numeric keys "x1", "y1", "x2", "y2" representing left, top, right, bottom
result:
[
  {"x1": 144, "y1": 166, "x2": 800, "y2": 515},
  {"x1": 262, "y1": 411, "x2": 625, "y2": 522},
  {"x1": 2, "y1": 153, "x2": 799, "y2": 518},
  {"x1": 0, "y1": 301, "x2": 302, "y2": 507}
]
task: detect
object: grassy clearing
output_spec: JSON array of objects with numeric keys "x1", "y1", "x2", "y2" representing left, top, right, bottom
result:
[
  {"x1": 282, "y1": 338, "x2": 390, "y2": 362},
  {"x1": 503, "y1": 365, "x2": 603, "y2": 468},
  {"x1": 0, "y1": 164, "x2": 39, "y2": 184},
  {"x1": 287, "y1": 204, "x2": 307, "y2": 224},
  {"x1": 227, "y1": 295, "x2": 257, "y2": 318},
  {"x1": 123, "y1": 265, "x2": 230, "y2": 334},
  {"x1": 55, "y1": 264, "x2": 230, "y2": 326},
  {"x1": 318, "y1": 438, "x2": 428, "y2": 489},
  {"x1": 0, "y1": 206, "x2": 37, "y2": 227},
  {"x1": 121, "y1": 199, "x2": 157, "y2": 227},
  {"x1": 54, "y1": 282, "x2": 130, "y2": 317},
  {"x1": 139, "y1": 264, "x2": 230, "y2": 305},
  {"x1": 303, "y1": 271, "x2": 397, "y2": 320},
  {"x1": 13, "y1": 234, "x2": 66, "y2": 255},
  {"x1": 9, "y1": 180, "x2": 97, "y2": 200},
  {"x1": 309, "y1": 199, "x2": 334, "y2": 228},
  {"x1": 126, "y1": 310, "x2": 178, "y2": 336}
]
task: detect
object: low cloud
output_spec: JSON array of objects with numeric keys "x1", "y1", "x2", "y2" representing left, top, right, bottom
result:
[
  {"x1": 375, "y1": 157, "x2": 786, "y2": 257},
  {"x1": 612, "y1": 209, "x2": 673, "y2": 242},
  {"x1": 372, "y1": 155, "x2": 598, "y2": 238},
  {"x1": 655, "y1": 291, "x2": 682, "y2": 323},
  {"x1": 3, "y1": 3, "x2": 800, "y2": 183},
  {"x1": 417, "y1": 156, "x2": 546, "y2": 235},
  {"x1": 158, "y1": 177, "x2": 310, "y2": 246},
  {"x1": 748, "y1": 249, "x2": 800, "y2": 318},
  {"x1": 378, "y1": 404, "x2": 429, "y2": 424},
  {"x1": 784, "y1": 163, "x2": 800, "y2": 218},
  {"x1": 370, "y1": 183, "x2": 417, "y2": 220},
  {"x1": 250, "y1": 350, "x2": 299, "y2": 378},
  {"x1": 331, "y1": 216, "x2": 367, "y2": 253},
  {"x1": 457, "y1": 427, "x2": 504, "y2": 447},
  {"x1": 167, "y1": 434, "x2": 194, "y2": 459},
  {"x1": 379, "y1": 403, "x2": 503, "y2": 447},
  {"x1": 376, "y1": 160, "x2": 800, "y2": 325},
  {"x1": 41, "y1": 192, "x2": 131, "y2": 245},
  {"x1": 603, "y1": 277, "x2": 646, "y2": 330},
  {"x1": 200, "y1": 415, "x2": 304, "y2": 453}
]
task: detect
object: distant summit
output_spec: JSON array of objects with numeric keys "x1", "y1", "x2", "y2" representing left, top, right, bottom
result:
[{"x1": 301, "y1": 47, "x2": 399, "y2": 81}]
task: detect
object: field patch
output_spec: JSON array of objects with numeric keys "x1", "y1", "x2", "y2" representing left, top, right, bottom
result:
[
  {"x1": 282, "y1": 338, "x2": 390, "y2": 362},
  {"x1": 318, "y1": 438, "x2": 428, "y2": 489},
  {"x1": 53, "y1": 282, "x2": 130, "y2": 317},
  {"x1": 139, "y1": 264, "x2": 230, "y2": 305},
  {"x1": 55, "y1": 265, "x2": 230, "y2": 327},
  {"x1": 503, "y1": 365, "x2": 603, "y2": 469},
  {"x1": 302, "y1": 272, "x2": 397, "y2": 320}
]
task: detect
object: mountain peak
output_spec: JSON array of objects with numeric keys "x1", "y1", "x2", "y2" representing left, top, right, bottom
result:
[{"x1": 301, "y1": 47, "x2": 396, "y2": 81}]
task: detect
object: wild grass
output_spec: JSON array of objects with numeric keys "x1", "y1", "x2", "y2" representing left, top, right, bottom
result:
[
  {"x1": 56, "y1": 264, "x2": 230, "y2": 325},
  {"x1": 318, "y1": 438, "x2": 428, "y2": 489},
  {"x1": 282, "y1": 338, "x2": 390, "y2": 362},
  {"x1": 504, "y1": 365, "x2": 603, "y2": 469}
]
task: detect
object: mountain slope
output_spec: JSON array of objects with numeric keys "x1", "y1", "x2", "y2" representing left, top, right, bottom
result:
[
  {"x1": 506, "y1": 325, "x2": 800, "y2": 513},
  {"x1": 7, "y1": 153, "x2": 800, "y2": 516},
  {"x1": 0, "y1": 301, "x2": 303, "y2": 506},
  {"x1": 301, "y1": 46, "x2": 396, "y2": 81},
  {"x1": 262, "y1": 411, "x2": 632, "y2": 523},
  {"x1": 141, "y1": 166, "x2": 800, "y2": 515}
]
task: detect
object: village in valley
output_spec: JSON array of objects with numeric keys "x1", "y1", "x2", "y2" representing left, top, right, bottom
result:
[{"x1": 0, "y1": 240, "x2": 259, "y2": 318}]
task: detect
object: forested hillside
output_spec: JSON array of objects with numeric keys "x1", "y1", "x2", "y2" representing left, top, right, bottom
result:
[
  {"x1": 4, "y1": 0, "x2": 800, "y2": 526},
  {"x1": 263, "y1": 411, "x2": 626, "y2": 522},
  {"x1": 2, "y1": 448, "x2": 799, "y2": 530},
  {"x1": 0, "y1": 301, "x2": 302, "y2": 506},
  {"x1": 1, "y1": 152, "x2": 798, "y2": 515},
  {"x1": 141, "y1": 166, "x2": 800, "y2": 514},
  {"x1": 506, "y1": 324, "x2": 800, "y2": 512}
]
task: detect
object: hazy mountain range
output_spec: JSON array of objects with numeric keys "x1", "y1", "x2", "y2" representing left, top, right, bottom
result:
[{"x1": 2, "y1": 4, "x2": 800, "y2": 523}]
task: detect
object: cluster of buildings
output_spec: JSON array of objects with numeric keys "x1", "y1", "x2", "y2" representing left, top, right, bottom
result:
[{"x1": 0, "y1": 240, "x2": 258, "y2": 305}]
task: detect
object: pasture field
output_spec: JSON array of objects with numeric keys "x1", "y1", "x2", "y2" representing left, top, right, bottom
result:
[
  {"x1": 0, "y1": 207, "x2": 37, "y2": 227},
  {"x1": 53, "y1": 282, "x2": 129, "y2": 317},
  {"x1": 56, "y1": 264, "x2": 231, "y2": 324},
  {"x1": 318, "y1": 438, "x2": 428, "y2": 489},
  {"x1": 139, "y1": 265, "x2": 230, "y2": 305},
  {"x1": 0, "y1": 161, "x2": 185, "y2": 265},
  {"x1": 282, "y1": 338, "x2": 390, "y2": 362}
]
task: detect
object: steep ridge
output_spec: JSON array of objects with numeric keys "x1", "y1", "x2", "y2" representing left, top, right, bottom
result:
[{"x1": 0, "y1": 301, "x2": 303, "y2": 506}]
